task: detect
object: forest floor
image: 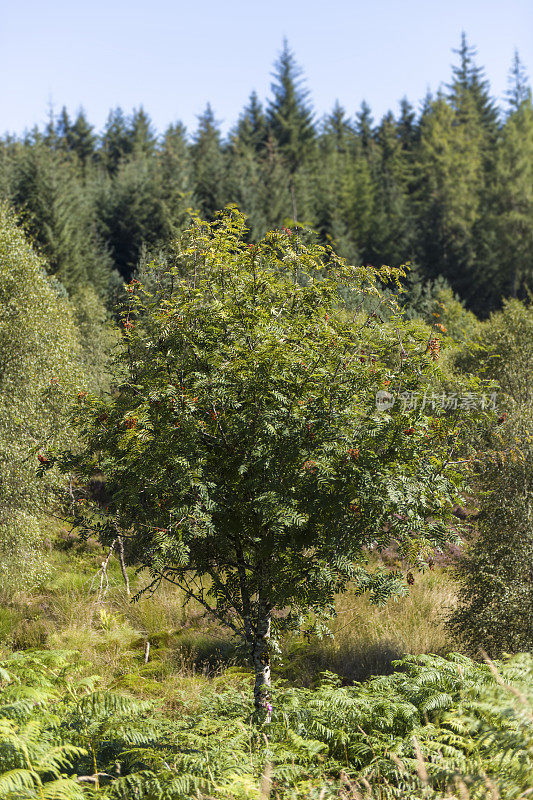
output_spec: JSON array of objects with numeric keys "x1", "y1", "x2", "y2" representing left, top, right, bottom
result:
[{"x1": 0, "y1": 515, "x2": 462, "y2": 707}]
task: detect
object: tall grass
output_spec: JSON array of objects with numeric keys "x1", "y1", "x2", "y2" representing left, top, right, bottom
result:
[
  {"x1": 0, "y1": 520, "x2": 461, "y2": 701},
  {"x1": 279, "y1": 568, "x2": 458, "y2": 686}
]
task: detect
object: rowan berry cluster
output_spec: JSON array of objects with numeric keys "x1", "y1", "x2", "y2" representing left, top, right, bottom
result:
[{"x1": 428, "y1": 338, "x2": 440, "y2": 360}]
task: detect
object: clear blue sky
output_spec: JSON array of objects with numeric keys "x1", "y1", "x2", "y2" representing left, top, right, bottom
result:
[{"x1": 2, "y1": 0, "x2": 532, "y2": 139}]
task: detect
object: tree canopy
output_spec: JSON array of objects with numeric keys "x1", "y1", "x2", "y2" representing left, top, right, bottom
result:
[{"x1": 56, "y1": 209, "x2": 476, "y2": 711}]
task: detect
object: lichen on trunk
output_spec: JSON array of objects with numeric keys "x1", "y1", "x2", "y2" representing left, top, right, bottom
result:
[{"x1": 251, "y1": 606, "x2": 272, "y2": 718}]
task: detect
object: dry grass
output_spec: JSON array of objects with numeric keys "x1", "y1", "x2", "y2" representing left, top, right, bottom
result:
[
  {"x1": 333, "y1": 567, "x2": 458, "y2": 655},
  {"x1": 1, "y1": 518, "x2": 462, "y2": 698},
  {"x1": 279, "y1": 568, "x2": 459, "y2": 686}
]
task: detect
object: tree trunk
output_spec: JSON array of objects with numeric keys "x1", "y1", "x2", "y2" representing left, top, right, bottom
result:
[
  {"x1": 116, "y1": 535, "x2": 130, "y2": 596},
  {"x1": 251, "y1": 607, "x2": 272, "y2": 718}
]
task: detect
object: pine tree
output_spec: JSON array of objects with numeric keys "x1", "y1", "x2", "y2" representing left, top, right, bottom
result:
[
  {"x1": 253, "y1": 132, "x2": 292, "y2": 231},
  {"x1": 9, "y1": 139, "x2": 114, "y2": 294},
  {"x1": 397, "y1": 97, "x2": 417, "y2": 150},
  {"x1": 490, "y1": 97, "x2": 533, "y2": 298},
  {"x1": 128, "y1": 107, "x2": 157, "y2": 157},
  {"x1": 341, "y1": 137, "x2": 376, "y2": 265},
  {"x1": 355, "y1": 100, "x2": 375, "y2": 153},
  {"x1": 226, "y1": 93, "x2": 275, "y2": 236},
  {"x1": 312, "y1": 103, "x2": 358, "y2": 261},
  {"x1": 190, "y1": 104, "x2": 227, "y2": 220},
  {"x1": 448, "y1": 32, "x2": 499, "y2": 134},
  {"x1": 506, "y1": 49, "x2": 531, "y2": 113},
  {"x1": 368, "y1": 111, "x2": 415, "y2": 267},
  {"x1": 55, "y1": 106, "x2": 72, "y2": 150},
  {"x1": 415, "y1": 97, "x2": 483, "y2": 302},
  {"x1": 233, "y1": 91, "x2": 267, "y2": 155},
  {"x1": 267, "y1": 39, "x2": 316, "y2": 222},
  {"x1": 157, "y1": 122, "x2": 193, "y2": 238},
  {"x1": 226, "y1": 129, "x2": 264, "y2": 239},
  {"x1": 69, "y1": 109, "x2": 96, "y2": 168},
  {"x1": 94, "y1": 155, "x2": 168, "y2": 280},
  {"x1": 101, "y1": 107, "x2": 132, "y2": 174},
  {"x1": 323, "y1": 101, "x2": 354, "y2": 152}
]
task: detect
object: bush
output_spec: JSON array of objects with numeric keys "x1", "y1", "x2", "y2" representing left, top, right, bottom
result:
[
  {"x1": 449, "y1": 298, "x2": 533, "y2": 655},
  {"x1": 0, "y1": 204, "x2": 83, "y2": 593}
]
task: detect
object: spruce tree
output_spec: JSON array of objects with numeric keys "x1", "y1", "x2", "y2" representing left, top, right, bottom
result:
[
  {"x1": 313, "y1": 103, "x2": 358, "y2": 261},
  {"x1": 490, "y1": 97, "x2": 533, "y2": 298},
  {"x1": 157, "y1": 122, "x2": 193, "y2": 238},
  {"x1": 101, "y1": 107, "x2": 132, "y2": 174},
  {"x1": 506, "y1": 50, "x2": 531, "y2": 113},
  {"x1": 190, "y1": 104, "x2": 227, "y2": 220},
  {"x1": 9, "y1": 139, "x2": 114, "y2": 295},
  {"x1": 341, "y1": 136, "x2": 376, "y2": 265},
  {"x1": 69, "y1": 109, "x2": 96, "y2": 168},
  {"x1": 323, "y1": 101, "x2": 354, "y2": 152},
  {"x1": 369, "y1": 112, "x2": 415, "y2": 268},
  {"x1": 355, "y1": 100, "x2": 375, "y2": 153},
  {"x1": 415, "y1": 97, "x2": 483, "y2": 303},
  {"x1": 397, "y1": 97, "x2": 417, "y2": 150},
  {"x1": 226, "y1": 93, "x2": 275, "y2": 237},
  {"x1": 266, "y1": 39, "x2": 315, "y2": 222},
  {"x1": 128, "y1": 107, "x2": 157, "y2": 157},
  {"x1": 233, "y1": 91, "x2": 267, "y2": 155},
  {"x1": 94, "y1": 155, "x2": 167, "y2": 280},
  {"x1": 55, "y1": 106, "x2": 72, "y2": 150},
  {"x1": 253, "y1": 133, "x2": 292, "y2": 231},
  {"x1": 448, "y1": 32, "x2": 499, "y2": 133}
]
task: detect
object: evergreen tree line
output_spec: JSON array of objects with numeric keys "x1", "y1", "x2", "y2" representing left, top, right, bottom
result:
[{"x1": 0, "y1": 34, "x2": 531, "y2": 316}]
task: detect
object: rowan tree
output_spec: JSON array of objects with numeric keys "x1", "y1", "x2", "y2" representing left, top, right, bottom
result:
[{"x1": 56, "y1": 208, "x2": 475, "y2": 714}]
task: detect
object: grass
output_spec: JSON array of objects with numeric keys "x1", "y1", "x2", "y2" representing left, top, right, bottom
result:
[
  {"x1": 279, "y1": 569, "x2": 458, "y2": 686},
  {"x1": 0, "y1": 515, "x2": 463, "y2": 704}
]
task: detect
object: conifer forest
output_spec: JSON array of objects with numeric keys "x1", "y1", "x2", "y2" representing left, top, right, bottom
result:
[{"x1": 0, "y1": 35, "x2": 532, "y2": 799}]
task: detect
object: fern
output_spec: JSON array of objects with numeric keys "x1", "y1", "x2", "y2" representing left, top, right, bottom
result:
[{"x1": 0, "y1": 649, "x2": 531, "y2": 798}]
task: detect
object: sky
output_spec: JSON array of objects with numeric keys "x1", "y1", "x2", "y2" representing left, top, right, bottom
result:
[{"x1": 1, "y1": 0, "x2": 532, "y2": 139}]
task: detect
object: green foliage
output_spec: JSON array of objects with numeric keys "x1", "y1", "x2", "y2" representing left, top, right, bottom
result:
[
  {"x1": 5, "y1": 135, "x2": 115, "y2": 296},
  {"x1": 267, "y1": 38, "x2": 316, "y2": 179},
  {"x1": 415, "y1": 96, "x2": 482, "y2": 297},
  {"x1": 190, "y1": 105, "x2": 227, "y2": 222},
  {"x1": 488, "y1": 98, "x2": 533, "y2": 299},
  {"x1": 0, "y1": 649, "x2": 531, "y2": 798},
  {"x1": 449, "y1": 298, "x2": 533, "y2": 655},
  {"x1": 71, "y1": 285, "x2": 122, "y2": 394},
  {"x1": 1, "y1": 38, "x2": 531, "y2": 312},
  {"x1": 56, "y1": 209, "x2": 476, "y2": 710},
  {"x1": 0, "y1": 205, "x2": 83, "y2": 593}
]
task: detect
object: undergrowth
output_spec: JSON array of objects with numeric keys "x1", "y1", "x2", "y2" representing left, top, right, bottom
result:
[
  {"x1": 0, "y1": 648, "x2": 531, "y2": 799},
  {"x1": 0, "y1": 517, "x2": 459, "y2": 695}
]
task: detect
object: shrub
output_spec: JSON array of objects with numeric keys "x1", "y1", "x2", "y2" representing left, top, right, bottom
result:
[
  {"x1": 0, "y1": 204, "x2": 83, "y2": 594},
  {"x1": 449, "y1": 298, "x2": 533, "y2": 655}
]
